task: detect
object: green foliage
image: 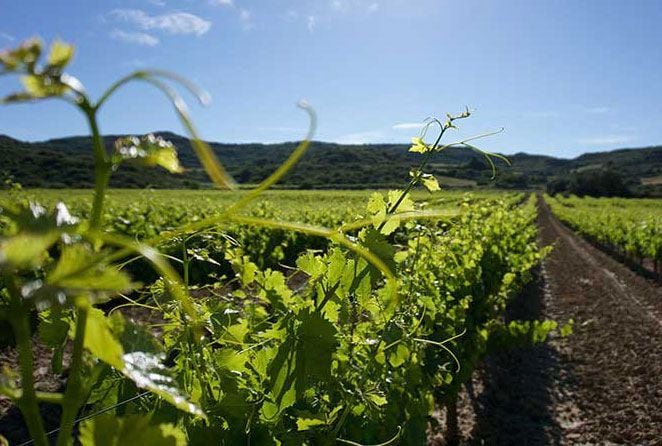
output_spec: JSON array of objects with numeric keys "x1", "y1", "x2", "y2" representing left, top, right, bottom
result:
[
  {"x1": 79, "y1": 414, "x2": 186, "y2": 446},
  {"x1": 0, "y1": 38, "x2": 78, "y2": 103},
  {"x1": 547, "y1": 168, "x2": 631, "y2": 197},
  {"x1": 546, "y1": 194, "x2": 662, "y2": 263},
  {"x1": 0, "y1": 37, "x2": 562, "y2": 446}
]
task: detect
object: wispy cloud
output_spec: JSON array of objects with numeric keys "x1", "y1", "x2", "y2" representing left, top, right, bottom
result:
[
  {"x1": 577, "y1": 135, "x2": 632, "y2": 146},
  {"x1": 122, "y1": 58, "x2": 149, "y2": 68},
  {"x1": 331, "y1": 1, "x2": 380, "y2": 14},
  {"x1": 307, "y1": 15, "x2": 317, "y2": 33},
  {"x1": 331, "y1": 0, "x2": 344, "y2": 11},
  {"x1": 110, "y1": 9, "x2": 211, "y2": 36},
  {"x1": 0, "y1": 32, "x2": 15, "y2": 42},
  {"x1": 336, "y1": 130, "x2": 383, "y2": 144},
  {"x1": 210, "y1": 1, "x2": 253, "y2": 29},
  {"x1": 110, "y1": 29, "x2": 159, "y2": 46},
  {"x1": 393, "y1": 122, "x2": 424, "y2": 130},
  {"x1": 583, "y1": 106, "x2": 612, "y2": 114},
  {"x1": 239, "y1": 9, "x2": 254, "y2": 29},
  {"x1": 284, "y1": 10, "x2": 299, "y2": 21},
  {"x1": 522, "y1": 110, "x2": 560, "y2": 118}
]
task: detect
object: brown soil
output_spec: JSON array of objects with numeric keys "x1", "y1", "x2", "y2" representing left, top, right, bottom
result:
[{"x1": 431, "y1": 196, "x2": 662, "y2": 445}]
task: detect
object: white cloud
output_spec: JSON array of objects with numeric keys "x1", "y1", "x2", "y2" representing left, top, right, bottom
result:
[
  {"x1": 0, "y1": 32, "x2": 14, "y2": 42},
  {"x1": 577, "y1": 135, "x2": 632, "y2": 146},
  {"x1": 307, "y1": 15, "x2": 317, "y2": 33},
  {"x1": 393, "y1": 122, "x2": 424, "y2": 130},
  {"x1": 110, "y1": 29, "x2": 159, "y2": 46},
  {"x1": 336, "y1": 130, "x2": 383, "y2": 144},
  {"x1": 110, "y1": 9, "x2": 211, "y2": 36},
  {"x1": 212, "y1": 0, "x2": 233, "y2": 5}
]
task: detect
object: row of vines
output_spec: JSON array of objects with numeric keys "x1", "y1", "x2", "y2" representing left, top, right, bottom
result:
[{"x1": 545, "y1": 194, "x2": 662, "y2": 274}]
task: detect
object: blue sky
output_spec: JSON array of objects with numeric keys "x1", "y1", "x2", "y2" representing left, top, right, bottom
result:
[{"x1": 1, "y1": 0, "x2": 661, "y2": 158}]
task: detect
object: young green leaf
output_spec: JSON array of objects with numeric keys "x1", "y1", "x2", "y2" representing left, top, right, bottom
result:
[
  {"x1": 79, "y1": 414, "x2": 187, "y2": 446},
  {"x1": 296, "y1": 417, "x2": 326, "y2": 431},
  {"x1": 0, "y1": 37, "x2": 42, "y2": 73},
  {"x1": 113, "y1": 134, "x2": 184, "y2": 174},
  {"x1": 120, "y1": 351, "x2": 205, "y2": 418},
  {"x1": 84, "y1": 308, "x2": 125, "y2": 370},
  {"x1": 0, "y1": 232, "x2": 59, "y2": 270},
  {"x1": 46, "y1": 40, "x2": 74, "y2": 69},
  {"x1": 421, "y1": 174, "x2": 441, "y2": 192},
  {"x1": 409, "y1": 137, "x2": 430, "y2": 154},
  {"x1": 47, "y1": 244, "x2": 134, "y2": 296}
]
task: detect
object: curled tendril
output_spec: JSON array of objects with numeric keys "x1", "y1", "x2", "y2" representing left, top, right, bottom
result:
[
  {"x1": 413, "y1": 328, "x2": 467, "y2": 373},
  {"x1": 337, "y1": 426, "x2": 402, "y2": 446}
]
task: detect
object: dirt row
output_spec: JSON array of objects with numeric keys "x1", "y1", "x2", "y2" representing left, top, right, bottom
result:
[{"x1": 431, "y1": 196, "x2": 662, "y2": 445}]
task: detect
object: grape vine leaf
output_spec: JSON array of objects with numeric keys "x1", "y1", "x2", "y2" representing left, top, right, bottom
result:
[
  {"x1": 84, "y1": 308, "x2": 125, "y2": 370},
  {"x1": 121, "y1": 351, "x2": 205, "y2": 418},
  {"x1": 79, "y1": 414, "x2": 187, "y2": 446},
  {"x1": 113, "y1": 134, "x2": 184, "y2": 174}
]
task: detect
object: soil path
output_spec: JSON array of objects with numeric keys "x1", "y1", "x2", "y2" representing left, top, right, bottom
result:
[
  {"x1": 534, "y1": 197, "x2": 662, "y2": 444},
  {"x1": 433, "y1": 196, "x2": 662, "y2": 445}
]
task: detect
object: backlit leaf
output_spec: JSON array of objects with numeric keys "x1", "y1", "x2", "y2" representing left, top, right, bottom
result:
[
  {"x1": 79, "y1": 414, "x2": 187, "y2": 446},
  {"x1": 408, "y1": 137, "x2": 430, "y2": 153},
  {"x1": 421, "y1": 174, "x2": 441, "y2": 192},
  {"x1": 47, "y1": 244, "x2": 134, "y2": 294},
  {"x1": 296, "y1": 417, "x2": 326, "y2": 431},
  {"x1": 47, "y1": 40, "x2": 74, "y2": 68},
  {"x1": 0, "y1": 232, "x2": 59, "y2": 269},
  {"x1": 121, "y1": 351, "x2": 205, "y2": 417},
  {"x1": 114, "y1": 134, "x2": 184, "y2": 174},
  {"x1": 0, "y1": 37, "x2": 42, "y2": 73},
  {"x1": 84, "y1": 308, "x2": 125, "y2": 370}
]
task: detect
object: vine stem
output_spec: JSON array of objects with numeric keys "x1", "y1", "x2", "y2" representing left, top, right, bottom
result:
[
  {"x1": 56, "y1": 101, "x2": 104, "y2": 446},
  {"x1": 55, "y1": 306, "x2": 89, "y2": 446},
  {"x1": 85, "y1": 103, "x2": 111, "y2": 229},
  {"x1": 5, "y1": 274, "x2": 49, "y2": 446}
]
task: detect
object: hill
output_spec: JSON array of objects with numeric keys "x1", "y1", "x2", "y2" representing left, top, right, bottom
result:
[{"x1": 1, "y1": 132, "x2": 661, "y2": 193}]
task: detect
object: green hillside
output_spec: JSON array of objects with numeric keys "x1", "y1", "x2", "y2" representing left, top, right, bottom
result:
[{"x1": 1, "y1": 132, "x2": 661, "y2": 193}]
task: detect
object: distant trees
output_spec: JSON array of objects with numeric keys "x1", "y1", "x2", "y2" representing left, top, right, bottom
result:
[{"x1": 547, "y1": 168, "x2": 631, "y2": 197}]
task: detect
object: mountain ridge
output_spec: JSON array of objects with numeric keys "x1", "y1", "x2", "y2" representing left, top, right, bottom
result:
[{"x1": 1, "y1": 132, "x2": 660, "y2": 192}]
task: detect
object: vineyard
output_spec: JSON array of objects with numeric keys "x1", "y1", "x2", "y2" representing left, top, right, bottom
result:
[
  {"x1": 1, "y1": 184, "x2": 558, "y2": 445},
  {"x1": 544, "y1": 194, "x2": 662, "y2": 276},
  {"x1": 1, "y1": 37, "x2": 661, "y2": 446}
]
